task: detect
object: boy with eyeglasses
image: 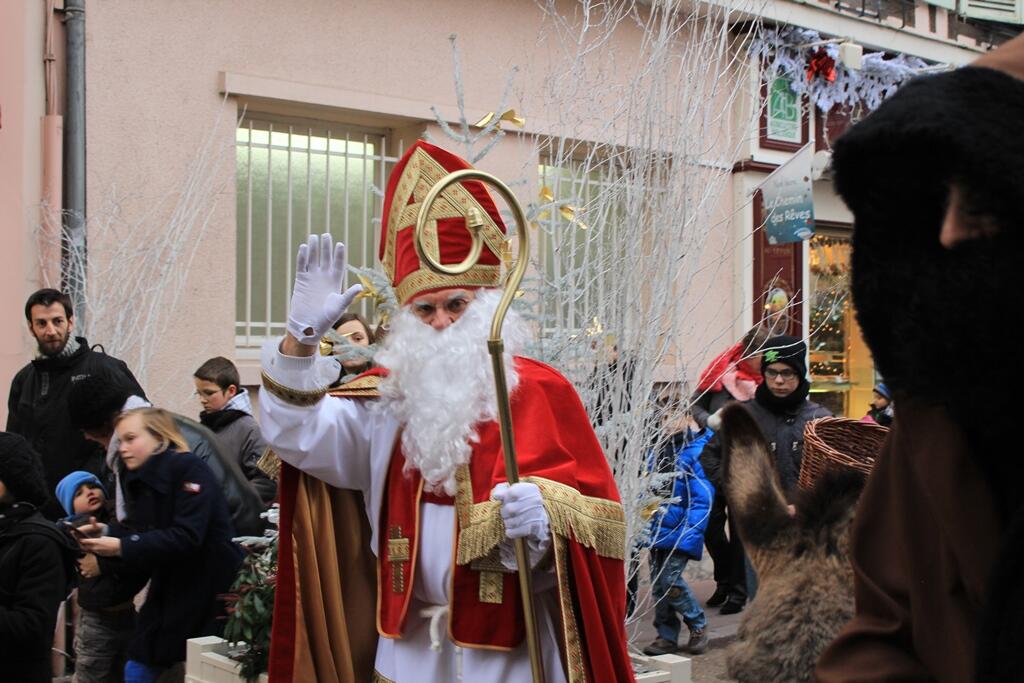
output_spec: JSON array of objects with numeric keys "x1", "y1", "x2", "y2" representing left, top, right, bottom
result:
[
  {"x1": 699, "y1": 335, "x2": 831, "y2": 613},
  {"x1": 193, "y1": 357, "x2": 277, "y2": 506}
]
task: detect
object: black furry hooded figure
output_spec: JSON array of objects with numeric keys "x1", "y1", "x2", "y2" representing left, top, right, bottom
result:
[
  {"x1": 832, "y1": 64, "x2": 1024, "y2": 518},
  {"x1": 815, "y1": 34, "x2": 1024, "y2": 683}
]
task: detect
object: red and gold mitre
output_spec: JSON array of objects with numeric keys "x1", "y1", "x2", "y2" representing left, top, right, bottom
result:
[{"x1": 379, "y1": 140, "x2": 507, "y2": 304}]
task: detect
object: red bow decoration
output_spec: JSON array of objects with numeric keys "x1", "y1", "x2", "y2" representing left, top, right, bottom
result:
[{"x1": 806, "y1": 47, "x2": 837, "y2": 83}]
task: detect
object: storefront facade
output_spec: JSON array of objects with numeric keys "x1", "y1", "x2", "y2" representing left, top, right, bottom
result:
[{"x1": 729, "y1": 22, "x2": 985, "y2": 416}]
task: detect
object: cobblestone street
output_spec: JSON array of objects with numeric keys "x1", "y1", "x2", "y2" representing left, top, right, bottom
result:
[{"x1": 690, "y1": 644, "x2": 732, "y2": 683}]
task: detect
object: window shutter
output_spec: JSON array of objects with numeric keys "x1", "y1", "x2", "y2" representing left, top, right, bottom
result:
[{"x1": 959, "y1": 0, "x2": 1024, "y2": 23}]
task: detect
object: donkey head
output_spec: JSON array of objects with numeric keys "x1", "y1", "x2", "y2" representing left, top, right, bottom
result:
[{"x1": 718, "y1": 403, "x2": 865, "y2": 683}]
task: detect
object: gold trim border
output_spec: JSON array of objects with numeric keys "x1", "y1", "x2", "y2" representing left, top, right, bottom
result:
[
  {"x1": 455, "y1": 474, "x2": 626, "y2": 566},
  {"x1": 255, "y1": 448, "x2": 281, "y2": 481},
  {"x1": 479, "y1": 570, "x2": 504, "y2": 604},
  {"x1": 554, "y1": 535, "x2": 587, "y2": 683},
  {"x1": 394, "y1": 265, "x2": 501, "y2": 304},
  {"x1": 260, "y1": 371, "x2": 328, "y2": 407},
  {"x1": 328, "y1": 373, "x2": 382, "y2": 398}
]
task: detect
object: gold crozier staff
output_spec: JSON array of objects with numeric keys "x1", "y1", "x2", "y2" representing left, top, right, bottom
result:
[{"x1": 413, "y1": 170, "x2": 544, "y2": 683}]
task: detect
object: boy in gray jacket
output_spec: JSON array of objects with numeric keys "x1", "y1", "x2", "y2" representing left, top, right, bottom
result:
[{"x1": 194, "y1": 357, "x2": 277, "y2": 505}]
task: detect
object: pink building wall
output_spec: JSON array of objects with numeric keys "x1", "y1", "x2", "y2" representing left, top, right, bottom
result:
[
  {"x1": 79, "y1": 0, "x2": 740, "y2": 413},
  {"x1": 3, "y1": 0, "x2": 743, "y2": 419},
  {"x1": 0, "y1": 2, "x2": 47, "y2": 426}
]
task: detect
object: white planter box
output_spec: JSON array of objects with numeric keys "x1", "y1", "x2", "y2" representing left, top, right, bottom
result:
[
  {"x1": 185, "y1": 636, "x2": 688, "y2": 683},
  {"x1": 185, "y1": 636, "x2": 268, "y2": 683},
  {"x1": 633, "y1": 652, "x2": 692, "y2": 683}
]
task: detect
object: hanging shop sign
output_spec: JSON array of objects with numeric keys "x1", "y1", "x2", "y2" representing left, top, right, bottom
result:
[{"x1": 758, "y1": 142, "x2": 815, "y2": 244}]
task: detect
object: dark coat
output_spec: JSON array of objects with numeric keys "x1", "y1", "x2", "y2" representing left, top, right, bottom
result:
[
  {"x1": 112, "y1": 449, "x2": 243, "y2": 667},
  {"x1": 199, "y1": 409, "x2": 277, "y2": 505},
  {"x1": 173, "y1": 417, "x2": 266, "y2": 537},
  {"x1": 78, "y1": 556, "x2": 149, "y2": 613},
  {"x1": 112, "y1": 415, "x2": 266, "y2": 537},
  {"x1": 69, "y1": 508, "x2": 149, "y2": 612},
  {"x1": 6, "y1": 338, "x2": 144, "y2": 518},
  {"x1": 0, "y1": 506, "x2": 78, "y2": 683},
  {"x1": 691, "y1": 387, "x2": 735, "y2": 430},
  {"x1": 701, "y1": 394, "x2": 831, "y2": 492}
]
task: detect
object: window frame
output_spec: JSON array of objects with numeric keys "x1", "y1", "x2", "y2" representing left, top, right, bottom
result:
[{"x1": 234, "y1": 113, "x2": 404, "y2": 349}]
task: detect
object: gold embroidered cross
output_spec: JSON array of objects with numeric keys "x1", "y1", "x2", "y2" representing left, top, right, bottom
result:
[
  {"x1": 471, "y1": 548, "x2": 512, "y2": 605},
  {"x1": 387, "y1": 525, "x2": 411, "y2": 594}
]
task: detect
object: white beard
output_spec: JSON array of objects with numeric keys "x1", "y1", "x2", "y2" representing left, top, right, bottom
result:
[{"x1": 376, "y1": 289, "x2": 527, "y2": 495}]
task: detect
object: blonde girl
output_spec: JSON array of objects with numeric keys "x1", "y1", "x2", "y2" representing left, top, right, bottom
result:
[{"x1": 80, "y1": 407, "x2": 243, "y2": 683}]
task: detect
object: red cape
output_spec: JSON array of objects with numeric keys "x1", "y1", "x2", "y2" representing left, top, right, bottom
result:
[{"x1": 471, "y1": 357, "x2": 633, "y2": 682}]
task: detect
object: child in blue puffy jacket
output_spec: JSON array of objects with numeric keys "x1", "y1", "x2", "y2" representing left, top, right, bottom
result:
[{"x1": 642, "y1": 412, "x2": 715, "y2": 657}]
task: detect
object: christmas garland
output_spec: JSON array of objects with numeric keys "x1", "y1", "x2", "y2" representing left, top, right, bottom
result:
[{"x1": 749, "y1": 26, "x2": 933, "y2": 112}]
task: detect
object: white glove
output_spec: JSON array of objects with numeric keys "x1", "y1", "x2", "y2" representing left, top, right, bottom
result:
[
  {"x1": 492, "y1": 482, "x2": 549, "y2": 542},
  {"x1": 286, "y1": 234, "x2": 362, "y2": 346},
  {"x1": 493, "y1": 482, "x2": 551, "y2": 571}
]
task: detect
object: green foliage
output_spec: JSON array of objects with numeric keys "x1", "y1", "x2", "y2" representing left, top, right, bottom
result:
[{"x1": 222, "y1": 539, "x2": 277, "y2": 682}]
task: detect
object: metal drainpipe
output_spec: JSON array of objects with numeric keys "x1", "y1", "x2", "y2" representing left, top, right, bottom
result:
[
  {"x1": 63, "y1": 0, "x2": 86, "y2": 326},
  {"x1": 41, "y1": 0, "x2": 63, "y2": 289}
]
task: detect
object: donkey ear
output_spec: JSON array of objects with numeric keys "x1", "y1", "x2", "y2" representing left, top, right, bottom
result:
[{"x1": 720, "y1": 403, "x2": 792, "y2": 549}]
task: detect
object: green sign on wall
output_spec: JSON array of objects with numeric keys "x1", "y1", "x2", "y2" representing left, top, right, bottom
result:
[{"x1": 766, "y1": 77, "x2": 802, "y2": 144}]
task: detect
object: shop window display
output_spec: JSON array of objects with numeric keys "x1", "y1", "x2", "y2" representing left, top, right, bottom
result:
[{"x1": 807, "y1": 231, "x2": 876, "y2": 417}]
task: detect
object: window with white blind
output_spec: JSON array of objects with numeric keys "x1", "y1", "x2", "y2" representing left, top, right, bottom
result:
[
  {"x1": 960, "y1": 0, "x2": 1023, "y2": 23},
  {"x1": 535, "y1": 157, "x2": 626, "y2": 333},
  {"x1": 235, "y1": 118, "x2": 405, "y2": 346}
]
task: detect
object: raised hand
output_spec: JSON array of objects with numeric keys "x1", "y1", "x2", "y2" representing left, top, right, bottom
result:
[{"x1": 286, "y1": 233, "x2": 363, "y2": 346}]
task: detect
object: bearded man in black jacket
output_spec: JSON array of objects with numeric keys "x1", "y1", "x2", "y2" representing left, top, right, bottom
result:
[{"x1": 6, "y1": 289, "x2": 144, "y2": 519}]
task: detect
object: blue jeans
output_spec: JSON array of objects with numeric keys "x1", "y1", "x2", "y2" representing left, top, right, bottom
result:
[
  {"x1": 124, "y1": 660, "x2": 164, "y2": 683},
  {"x1": 649, "y1": 548, "x2": 707, "y2": 643}
]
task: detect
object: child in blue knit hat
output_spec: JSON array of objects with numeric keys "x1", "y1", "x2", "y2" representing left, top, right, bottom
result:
[
  {"x1": 56, "y1": 471, "x2": 107, "y2": 523},
  {"x1": 861, "y1": 382, "x2": 894, "y2": 427},
  {"x1": 56, "y1": 471, "x2": 147, "y2": 682}
]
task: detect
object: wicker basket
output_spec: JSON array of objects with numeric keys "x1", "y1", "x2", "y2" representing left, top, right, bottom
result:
[{"x1": 798, "y1": 417, "x2": 889, "y2": 489}]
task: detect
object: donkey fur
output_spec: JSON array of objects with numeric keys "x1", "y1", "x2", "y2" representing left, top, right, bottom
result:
[{"x1": 719, "y1": 403, "x2": 865, "y2": 683}]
